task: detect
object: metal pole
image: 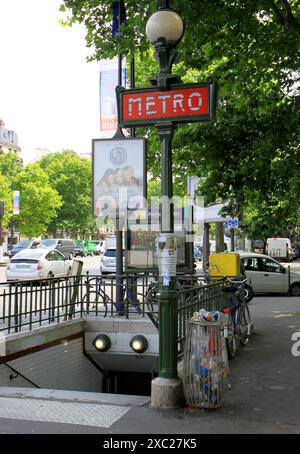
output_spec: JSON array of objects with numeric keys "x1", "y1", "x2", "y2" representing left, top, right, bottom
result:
[
  {"x1": 0, "y1": 214, "x2": 2, "y2": 246},
  {"x1": 10, "y1": 219, "x2": 14, "y2": 252},
  {"x1": 186, "y1": 177, "x2": 196, "y2": 274},
  {"x1": 230, "y1": 227, "x2": 235, "y2": 252},
  {"x1": 0, "y1": 214, "x2": 3, "y2": 263},
  {"x1": 216, "y1": 222, "x2": 225, "y2": 253},
  {"x1": 157, "y1": 123, "x2": 178, "y2": 379},
  {"x1": 115, "y1": 0, "x2": 124, "y2": 314},
  {"x1": 202, "y1": 223, "x2": 210, "y2": 273},
  {"x1": 130, "y1": 56, "x2": 136, "y2": 141}
]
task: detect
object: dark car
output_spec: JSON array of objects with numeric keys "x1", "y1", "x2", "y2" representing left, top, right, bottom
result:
[
  {"x1": 292, "y1": 242, "x2": 300, "y2": 259},
  {"x1": 40, "y1": 239, "x2": 75, "y2": 259},
  {"x1": 74, "y1": 241, "x2": 85, "y2": 257},
  {"x1": 10, "y1": 239, "x2": 41, "y2": 257}
]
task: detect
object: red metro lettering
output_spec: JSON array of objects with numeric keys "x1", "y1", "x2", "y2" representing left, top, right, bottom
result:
[{"x1": 122, "y1": 86, "x2": 209, "y2": 122}]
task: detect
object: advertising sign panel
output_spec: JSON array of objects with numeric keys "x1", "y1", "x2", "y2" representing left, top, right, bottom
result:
[
  {"x1": 99, "y1": 57, "x2": 126, "y2": 137},
  {"x1": 13, "y1": 191, "x2": 20, "y2": 215},
  {"x1": 92, "y1": 138, "x2": 146, "y2": 219}
]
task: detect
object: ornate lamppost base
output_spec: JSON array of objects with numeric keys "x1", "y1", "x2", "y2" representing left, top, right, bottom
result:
[{"x1": 151, "y1": 377, "x2": 184, "y2": 409}]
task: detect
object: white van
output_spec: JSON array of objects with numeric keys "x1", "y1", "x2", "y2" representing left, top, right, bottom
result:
[
  {"x1": 105, "y1": 236, "x2": 116, "y2": 250},
  {"x1": 265, "y1": 238, "x2": 293, "y2": 262}
]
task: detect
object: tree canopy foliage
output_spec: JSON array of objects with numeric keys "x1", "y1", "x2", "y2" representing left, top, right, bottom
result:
[
  {"x1": 40, "y1": 151, "x2": 96, "y2": 236},
  {"x1": 0, "y1": 174, "x2": 12, "y2": 229},
  {"x1": 60, "y1": 0, "x2": 300, "y2": 238},
  {"x1": 0, "y1": 151, "x2": 97, "y2": 238},
  {"x1": 12, "y1": 164, "x2": 62, "y2": 238}
]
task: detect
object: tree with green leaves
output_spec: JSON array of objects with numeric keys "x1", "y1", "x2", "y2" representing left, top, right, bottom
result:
[
  {"x1": 0, "y1": 153, "x2": 21, "y2": 181},
  {"x1": 60, "y1": 0, "x2": 300, "y2": 239},
  {"x1": 40, "y1": 150, "x2": 96, "y2": 236},
  {"x1": 0, "y1": 174, "x2": 13, "y2": 229},
  {"x1": 12, "y1": 164, "x2": 62, "y2": 238}
]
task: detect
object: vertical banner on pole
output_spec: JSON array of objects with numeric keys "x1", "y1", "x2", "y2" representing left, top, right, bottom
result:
[
  {"x1": 99, "y1": 57, "x2": 126, "y2": 138},
  {"x1": 13, "y1": 191, "x2": 20, "y2": 215}
]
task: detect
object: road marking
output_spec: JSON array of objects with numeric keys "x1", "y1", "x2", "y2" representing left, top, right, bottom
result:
[{"x1": 0, "y1": 397, "x2": 130, "y2": 428}]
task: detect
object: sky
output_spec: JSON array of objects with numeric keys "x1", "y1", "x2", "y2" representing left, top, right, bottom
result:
[{"x1": 0, "y1": 0, "x2": 101, "y2": 164}]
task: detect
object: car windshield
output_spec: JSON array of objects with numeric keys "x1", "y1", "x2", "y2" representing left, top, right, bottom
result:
[
  {"x1": 41, "y1": 240, "x2": 57, "y2": 247},
  {"x1": 12, "y1": 250, "x2": 45, "y2": 260},
  {"x1": 14, "y1": 241, "x2": 31, "y2": 249},
  {"x1": 104, "y1": 249, "x2": 116, "y2": 257}
]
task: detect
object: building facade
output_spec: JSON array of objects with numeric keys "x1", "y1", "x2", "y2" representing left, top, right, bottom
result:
[
  {"x1": 0, "y1": 118, "x2": 22, "y2": 163},
  {"x1": 0, "y1": 118, "x2": 23, "y2": 251}
]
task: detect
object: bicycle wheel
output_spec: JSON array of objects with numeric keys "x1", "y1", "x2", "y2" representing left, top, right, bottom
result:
[
  {"x1": 225, "y1": 313, "x2": 237, "y2": 359},
  {"x1": 145, "y1": 283, "x2": 159, "y2": 326},
  {"x1": 239, "y1": 304, "x2": 251, "y2": 346},
  {"x1": 244, "y1": 284, "x2": 254, "y2": 303},
  {"x1": 82, "y1": 290, "x2": 109, "y2": 317}
]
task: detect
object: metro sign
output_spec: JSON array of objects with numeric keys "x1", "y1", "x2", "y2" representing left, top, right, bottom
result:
[{"x1": 117, "y1": 80, "x2": 216, "y2": 128}]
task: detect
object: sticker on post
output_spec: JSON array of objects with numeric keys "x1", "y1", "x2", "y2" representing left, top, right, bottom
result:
[
  {"x1": 157, "y1": 234, "x2": 177, "y2": 277},
  {"x1": 163, "y1": 275, "x2": 171, "y2": 287}
]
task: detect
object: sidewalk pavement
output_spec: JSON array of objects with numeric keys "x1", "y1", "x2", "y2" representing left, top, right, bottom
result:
[{"x1": 0, "y1": 295, "x2": 300, "y2": 434}]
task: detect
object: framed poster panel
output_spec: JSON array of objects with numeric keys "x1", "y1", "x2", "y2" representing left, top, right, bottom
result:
[{"x1": 92, "y1": 138, "x2": 147, "y2": 219}]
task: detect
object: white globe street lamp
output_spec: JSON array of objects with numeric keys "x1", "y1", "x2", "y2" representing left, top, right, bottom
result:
[{"x1": 146, "y1": 1, "x2": 184, "y2": 89}]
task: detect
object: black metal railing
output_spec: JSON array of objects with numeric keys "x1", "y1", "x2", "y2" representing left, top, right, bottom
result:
[
  {"x1": 0, "y1": 272, "x2": 229, "y2": 360},
  {"x1": 0, "y1": 272, "x2": 158, "y2": 334}
]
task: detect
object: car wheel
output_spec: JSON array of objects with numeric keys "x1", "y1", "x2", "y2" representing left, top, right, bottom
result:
[
  {"x1": 244, "y1": 284, "x2": 254, "y2": 303},
  {"x1": 291, "y1": 284, "x2": 300, "y2": 296},
  {"x1": 46, "y1": 272, "x2": 54, "y2": 283}
]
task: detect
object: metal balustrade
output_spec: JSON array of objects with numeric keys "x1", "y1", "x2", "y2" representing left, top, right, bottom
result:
[{"x1": 0, "y1": 273, "x2": 228, "y2": 363}]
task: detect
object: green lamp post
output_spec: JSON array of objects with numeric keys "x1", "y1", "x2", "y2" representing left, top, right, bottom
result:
[{"x1": 146, "y1": 1, "x2": 184, "y2": 382}]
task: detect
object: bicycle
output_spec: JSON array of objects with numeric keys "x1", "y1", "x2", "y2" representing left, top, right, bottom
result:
[
  {"x1": 120, "y1": 275, "x2": 144, "y2": 315},
  {"x1": 145, "y1": 274, "x2": 200, "y2": 328},
  {"x1": 82, "y1": 275, "x2": 144, "y2": 317},
  {"x1": 81, "y1": 276, "x2": 112, "y2": 317},
  {"x1": 221, "y1": 277, "x2": 252, "y2": 359}
]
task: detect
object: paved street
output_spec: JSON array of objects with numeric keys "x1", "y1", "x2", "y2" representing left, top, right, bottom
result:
[
  {"x1": 1, "y1": 254, "x2": 300, "y2": 283},
  {"x1": 0, "y1": 294, "x2": 300, "y2": 434}
]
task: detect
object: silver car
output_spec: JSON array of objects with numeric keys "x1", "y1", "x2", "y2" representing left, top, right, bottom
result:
[
  {"x1": 240, "y1": 252, "x2": 300, "y2": 297},
  {"x1": 100, "y1": 248, "x2": 125, "y2": 274},
  {"x1": 6, "y1": 248, "x2": 72, "y2": 281}
]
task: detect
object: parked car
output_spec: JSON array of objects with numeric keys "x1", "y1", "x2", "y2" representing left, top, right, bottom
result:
[
  {"x1": 9, "y1": 239, "x2": 41, "y2": 257},
  {"x1": 265, "y1": 237, "x2": 293, "y2": 262},
  {"x1": 100, "y1": 248, "x2": 125, "y2": 274},
  {"x1": 240, "y1": 252, "x2": 300, "y2": 297},
  {"x1": 40, "y1": 238, "x2": 75, "y2": 259},
  {"x1": 6, "y1": 248, "x2": 72, "y2": 282},
  {"x1": 74, "y1": 241, "x2": 85, "y2": 257},
  {"x1": 90, "y1": 240, "x2": 104, "y2": 255},
  {"x1": 194, "y1": 246, "x2": 202, "y2": 261},
  {"x1": 253, "y1": 239, "x2": 265, "y2": 252},
  {"x1": 292, "y1": 242, "x2": 300, "y2": 259},
  {"x1": 73, "y1": 240, "x2": 97, "y2": 257}
]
